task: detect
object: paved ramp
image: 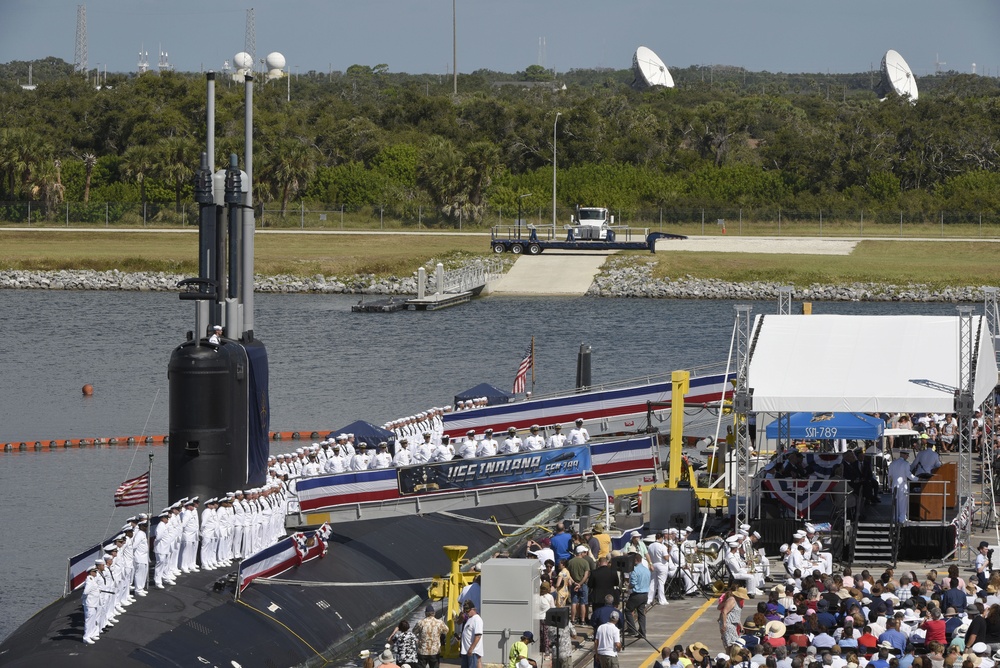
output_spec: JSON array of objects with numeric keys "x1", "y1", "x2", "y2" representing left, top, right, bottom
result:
[{"x1": 491, "y1": 251, "x2": 612, "y2": 296}]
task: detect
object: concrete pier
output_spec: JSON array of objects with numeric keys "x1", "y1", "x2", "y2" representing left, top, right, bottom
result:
[{"x1": 491, "y1": 252, "x2": 614, "y2": 296}]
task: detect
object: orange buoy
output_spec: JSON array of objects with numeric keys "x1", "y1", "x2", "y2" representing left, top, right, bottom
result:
[{"x1": 82, "y1": 384, "x2": 94, "y2": 396}]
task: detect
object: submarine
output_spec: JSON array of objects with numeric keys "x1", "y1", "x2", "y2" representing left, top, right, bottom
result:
[{"x1": 0, "y1": 73, "x2": 562, "y2": 667}]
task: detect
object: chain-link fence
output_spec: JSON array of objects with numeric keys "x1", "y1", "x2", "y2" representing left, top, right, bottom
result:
[{"x1": 2, "y1": 201, "x2": 1000, "y2": 237}]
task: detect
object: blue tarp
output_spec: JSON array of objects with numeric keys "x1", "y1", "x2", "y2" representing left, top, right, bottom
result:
[
  {"x1": 765, "y1": 412, "x2": 885, "y2": 440},
  {"x1": 454, "y1": 382, "x2": 514, "y2": 406},
  {"x1": 326, "y1": 420, "x2": 396, "y2": 450}
]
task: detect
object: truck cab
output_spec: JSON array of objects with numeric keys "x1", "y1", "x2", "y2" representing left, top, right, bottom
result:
[{"x1": 568, "y1": 207, "x2": 614, "y2": 241}]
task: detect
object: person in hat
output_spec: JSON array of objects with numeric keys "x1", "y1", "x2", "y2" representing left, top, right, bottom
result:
[
  {"x1": 413, "y1": 433, "x2": 434, "y2": 464},
  {"x1": 350, "y1": 442, "x2": 373, "y2": 471},
  {"x1": 209, "y1": 324, "x2": 223, "y2": 344},
  {"x1": 590, "y1": 521, "x2": 611, "y2": 561},
  {"x1": 371, "y1": 442, "x2": 393, "y2": 469},
  {"x1": 523, "y1": 425, "x2": 545, "y2": 452},
  {"x1": 413, "y1": 604, "x2": 448, "y2": 668},
  {"x1": 724, "y1": 536, "x2": 760, "y2": 597},
  {"x1": 458, "y1": 599, "x2": 483, "y2": 668},
  {"x1": 476, "y1": 429, "x2": 498, "y2": 458},
  {"x1": 82, "y1": 562, "x2": 104, "y2": 644},
  {"x1": 568, "y1": 418, "x2": 590, "y2": 446},
  {"x1": 377, "y1": 647, "x2": 400, "y2": 668},
  {"x1": 976, "y1": 542, "x2": 992, "y2": 589},
  {"x1": 459, "y1": 430, "x2": 478, "y2": 459},
  {"x1": 546, "y1": 424, "x2": 566, "y2": 449},
  {"x1": 431, "y1": 435, "x2": 455, "y2": 463},
  {"x1": 200, "y1": 499, "x2": 219, "y2": 571},
  {"x1": 508, "y1": 631, "x2": 537, "y2": 668},
  {"x1": 500, "y1": 427, "x2": 522, "y2": 455},
  {"x1": 132, "y1": 517, "x2": 150, "y2": 596},
  {"x1": 152, "y1": 512, "x2": 175, "y2": 588},
  {"x1": 720, "y1": 586, "x2": 750, "y2": 648},
  {"x1": 391, "y1": 438, "x2": 411, "y2": 468}
]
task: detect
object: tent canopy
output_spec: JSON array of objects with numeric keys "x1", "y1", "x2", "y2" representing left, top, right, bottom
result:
[
  {"x1": 764, "y1": 412, "x2": 885, "y2": 440},
  {"x1": 326, "y1": 420, "x2": 395, "y2": 448},
  {"x1": 749, "y1": 315, "x2": 998, "y2": 414},
  {"x1": 454, "y1": 382, "x2": 514, "y2": 407}
]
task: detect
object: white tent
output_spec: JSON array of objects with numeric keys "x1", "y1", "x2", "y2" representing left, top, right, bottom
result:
[{"x1": 748, "y1": 315, "x2": 998, "y2": 414}]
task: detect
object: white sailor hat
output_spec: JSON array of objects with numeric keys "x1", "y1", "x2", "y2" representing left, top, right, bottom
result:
[
  {"x1": 348, "y1": 433, "x2": 355, "y2": 437},
  {"x1": 235, "y1": 490, "x2": 243, "y2": 495},
  {"x1": 171, "y1": 501, "x2": 183, "y2": 509},
  {"x1": 485, "y1": 428, "x2": 494, "y2": 434},
  {"x1": 397, "y1": 438, "x2": 407, "y2": 444},
  {"x1": 126, "y1": 516, "x2": 138, "y2": 523},
  {"x1": 190, "y1": 496, "x2": 199, "y2": 503},
  {"x1": 530, "y1": 424, "x2": 540, "y2": 431},
  {"x1": 378, "y1": 442, "x2": 388, "y2": 448},
  {"x1": 213, "y1": 325, "x2": 223, "y2": 331},
  {"x1": 423, "y1": 431, "x2": 432, "y2": 436},
  {"x1": 793, "y1": 530, "x2": 806, "y2": 538},
  {"x1": 575, "y1": 418, "x2": 584, "y2": 424},
  {"x1": 94, "y1": 558, "x2": 105, "y2": 566},
  {"x1": 311, "y1": 442, "x2": 319, "y2": 448},
  {"x1": 226, "y1": 491, "x2": 235, "y2": 497},
  {"x1": 337, "y1": 434, "x2": 347, "y2": 440},
  {"x1": 752, "y1": 531, "x2": 761, "y2": 539},
  {"x1": 104, "y1": 545, "x2": 117, "y2": 553},
  {"x1": 737, "y1": 529, "x2": 749, "y2": 537},
  {"x1": 295, "y1": 448, "x2": 304, "y2": 454},
  {"x1": 726, "y1": 536, "x2": 742, "y2": 546},
  {"x1": 805, "y1": 524, "x2": 816, "y2": 532},
  {"x1": 507, "y1": 426, "x2": 517, "y2": 432},
  {"x1": 114, "y1": 534, "x2": 125, "y2": 542},
  {"x1": 122, "y1": 524, "x2": 134, "y2": 531},
  {"x1": 643, "y1": 534, "x2": 657, "y2": 543},
  {"x1": 779, "y1": 543, "x2": 789, "y2": 552},
  {"x1": 358, "y1": 442, "x2": 368, "y2": 448},
  {"x1": 740, "y1": 523, "x2": 752, "y2": 531},
  {"x1": 467, "y1": 429, "x2": 476, "y2": 435},
  {"x1": 137, "y1": 513, "x2": 148, "y2": 520},
  {"x1": 88, "y1": 564, "x2": 98, "y2": 571}
]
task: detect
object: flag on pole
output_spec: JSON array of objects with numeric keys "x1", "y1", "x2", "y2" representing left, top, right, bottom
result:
[
  {"x1": 512, "y1": 342, "x2": 533, "y2": 393},
  {"x1": 114, "y1": 471, "x2": 150, "y2": 507}
]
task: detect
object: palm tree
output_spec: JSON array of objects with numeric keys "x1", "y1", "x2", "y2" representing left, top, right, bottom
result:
[
  {"x1": 155, "y1": 136, "x2": 197, "y2": 211},
  {"x1": 121, "y1": 144, "x2": 157, "y2": 208},
  {"x1": 82, "y1": 153, "x2": 97, "y2": 203},
  {"x1": 270, "y1": 138, "x2": 316, "y2": 217}
]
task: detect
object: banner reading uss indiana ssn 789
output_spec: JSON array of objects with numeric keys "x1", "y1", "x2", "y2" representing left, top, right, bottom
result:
[{"x1": 397, "y1": 445, "x2": 592, "y2": 496}]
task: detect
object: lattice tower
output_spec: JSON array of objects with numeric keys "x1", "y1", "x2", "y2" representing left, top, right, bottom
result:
[
  {"x1": 74, "y1": 5, "x2": 88, "y2": 74},
  {"x1": 245, "y1": 8, "x2": 256, "y2": 74},
  {"x1": 732, "y1": 305, "x2": 754, "y2": 526}
]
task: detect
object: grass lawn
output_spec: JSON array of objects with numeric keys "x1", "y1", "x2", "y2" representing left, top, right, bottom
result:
[
  {"x1": 1, "y1": 231, "x2": 997, "y2": 288},
  {"x1": 646, "y1": 241, "x2": 1000, "y2": 288}
]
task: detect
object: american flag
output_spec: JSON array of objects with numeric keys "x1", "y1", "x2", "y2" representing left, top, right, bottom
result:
[
  {"x1": 114, "y1": 471, "x2": 150, "y2": 507},
  {"x1": 512, "y1": 342, "x2": 533, "y2": 394}
]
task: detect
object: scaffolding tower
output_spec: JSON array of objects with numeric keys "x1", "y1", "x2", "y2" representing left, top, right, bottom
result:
[{"x1": 732, "y1": 305, "x2": 754, "y2": 527}]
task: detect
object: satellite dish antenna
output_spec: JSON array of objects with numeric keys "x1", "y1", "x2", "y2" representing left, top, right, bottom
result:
[
  {"x1": 631, "y1": 46, "x2": 674, "y2": 90},
  {"x1": 875, "y1": 49, "x2": 918, "y2": 103}
]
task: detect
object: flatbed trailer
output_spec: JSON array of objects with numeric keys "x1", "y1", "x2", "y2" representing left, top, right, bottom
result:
[{"x1": 490, "y1": 224, "x2": 686, "y2": 255}]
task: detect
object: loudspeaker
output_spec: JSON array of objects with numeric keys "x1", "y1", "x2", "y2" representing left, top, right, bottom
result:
[
  {"x1": 649, "y1": 488, "x2": 697, "y2": 530},
  {"x1": 612, "y1": 555, "x2": 633, "y2": 574},
  {"x1": 545, "y1": 607, "x2": 570, "y2": 628}
]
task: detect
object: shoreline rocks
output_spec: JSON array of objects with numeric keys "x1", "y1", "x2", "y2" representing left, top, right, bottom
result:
[{"x1": 0, "y1": 265, "x2": 988, "y2": 302}]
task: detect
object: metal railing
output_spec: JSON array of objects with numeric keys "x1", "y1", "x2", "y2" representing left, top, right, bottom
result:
[{"x1": 439, "y1": 258, "x2": 504, "y2": 294}]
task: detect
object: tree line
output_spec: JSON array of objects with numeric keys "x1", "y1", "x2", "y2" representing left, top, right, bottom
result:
[{"x1": 0, "y1": 57, "x2": 998, "y2": 225}]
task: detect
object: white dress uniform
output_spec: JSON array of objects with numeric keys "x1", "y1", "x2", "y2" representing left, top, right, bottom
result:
[
  {"x1": 118, "y1": 535, "x2": 136, "y2": 597},
  {"x1": 567, "y1": 425, "x2": 590, "y2": 445},
  {"x1": 153, "y1": 517, "x2": 174, "y2": 587},
  {"x1": 180, "y1": 506, "x2": 200, "y2": 572},
  {"x1": 523, "y1": 433, "x2": 546, "y2": 451},
  {"x1": 370, "y1": 450, "x2": 393, "y2": 469},
  {"x1": 83, "y1": 567, "x2": 102, "y2": 643},
  {"x1": 393, "y1": 445, "x2": 413, "y2": 467},
  {"x1": 133, "y1": 523, "x2": 150, "y2": 594},
  {"x1": 646, "y1": 539, "x2": 670, "y2": 605},
  {"x1": 350, "y1": 450, "x2": 372, "y2": 471},
  {"x1": 200, "y1": 505, "x2": 219, "y2": 570},
  {"x1": 804, "y1": 531, "x2": 832, "y2": 575},
  {"x1": 500, "y1": 435, "x2": 522, "y2": 455},
  {"x1": 458, "y1": 438, "x2": 478, "y2": 459},
  {"x1": 431, "y1": 442, "x2": 454, "y2": 463},
  {"x1": 413, "y1": 442, "x2": 434, "y2": 464},
  {"x1": 96, "y1": 565, "x2": 116, "y2": 630},
  {"x1": 302, "y1": 459, "x2": 322, "y2": 476},
  {"x1": 723, "y1": 543, "x2": 759, "y2": 596},
  {"x1": 545, "y1": 432, "x2": 567, "y2": 448},
  {"x1": 325, "y1": 450, "x2": 346, "y2": 473},
  {"x1": 667, "y1": 542, "x2": 699, "y2": 596},
  {"x1": 477, "y1": 437, "x2": 498, "y2": 457},
  {"x1": 887, "y1": 455, "x2": 918, "y2": 523}
]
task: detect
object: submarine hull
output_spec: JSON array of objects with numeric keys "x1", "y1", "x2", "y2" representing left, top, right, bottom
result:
[{"x1": 0, "y1": 501, "x2": 557, "y2": 667}]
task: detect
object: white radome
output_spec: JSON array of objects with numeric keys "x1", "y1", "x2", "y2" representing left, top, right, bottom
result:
[
  {"x1": 233, "y1": 52, "x2": 253, "y2": 70},
  {"x1": 265, "y1": 52, "x2": 286, "y2": 71}
]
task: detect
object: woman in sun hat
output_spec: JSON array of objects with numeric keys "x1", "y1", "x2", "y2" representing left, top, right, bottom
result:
[
  {"x1": 719, "y1": 586, "x2": 749, "y2": 649},
  {"x1": 763, "y1": 620, "x2": 787, "y2": 648}
]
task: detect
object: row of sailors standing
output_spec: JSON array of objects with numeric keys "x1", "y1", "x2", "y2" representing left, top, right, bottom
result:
[
  {"x1": 285, "y1": 419, "x2": 593, "y2": 478},
  {"x1": 383, "y1": 407, "x2": 448, "y2": 445},
  {"x1": 81, "y1": 484, "x2": 288, "y2": 645}
]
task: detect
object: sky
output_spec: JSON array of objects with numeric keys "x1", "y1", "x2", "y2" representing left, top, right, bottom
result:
[{"x1": 1, "y1": 0, "x2": 999, "y2": 78}]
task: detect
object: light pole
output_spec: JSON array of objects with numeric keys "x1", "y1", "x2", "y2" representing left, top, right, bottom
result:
[
  {"x1": 517, "y1": 193, "x2": 532, "y2": 238},
  {"x1": 552, "y1": 112, "x2": 561, "y2": 228}
]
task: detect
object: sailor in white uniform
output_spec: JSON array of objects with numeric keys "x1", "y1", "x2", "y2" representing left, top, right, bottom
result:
[
  {"x1": 325, "y1": 445, "x2": 346, "y2": 473},
  {"x1": 803, "y1": 524, "x2": 832, "y2": 575},
  {"x1": 413, "y1": 436, "x2": 434, "y2": 464},
  {"x1": 179, "y1": 499, "x2": 200, "y2": 573},
  {"x1": 567, "y1": 418, "x2": 590, "y2": 445},
  {"x1": 645, "y1": 532, "x2": 670, "y2": 605},
  {"x1": 523, "y1": 425, "x2": 546, "y2": 451},
  {"x1": 545, "y1": 424, "x2": 567, "y2": 449},
  {"x1": 458, "y1": 431, "x2": 478, "y2": 459},
  {"x1": 500, "y1": 427, "x2": 522, "y2": 454},
  {"x1": 208, "y1": 324, "x2": 223, "y2": 344},
  {"x1": 392, "y1": 438, "x2": 412, "y2": 467},
  {"x1": 370, "y1": 442, "x2": 394, "y2": 469},
  {"x1": 117, "y1": 528, "x2": 136, "y2": 601},
  {"x1": 302, "y1": 453, "x2": 322, "y2": 477},
  {"x1": 431, "y1": 435, "x2": 455, "y2": 462},
  {"x1": 723, "y1": 536, "x2": 760, "y2": 596},
  {"x1": 887, "y1": 450, "x2": 918, "y2": 523},
  {"x1": 666, "y1": 530, "x2": 699, "y2": 596},
  {"x1": 133, "y1": 517, "x2": 150, "y2": 595},
  {"x1": 82, "y1": 563, "x2": 103, "y2": 643},
  {"x1": 93, "y1": 559, "x2": 116, "y2": 631},
  {"x1": 477, "y1": 429, "x2": 498, "y2": 457},
  {"x1": 350, "y1": 443, "x2": 372, "y2": 471},
  {"x1": 199, "y1": 500, "x2": 219, "y2": 571}
]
